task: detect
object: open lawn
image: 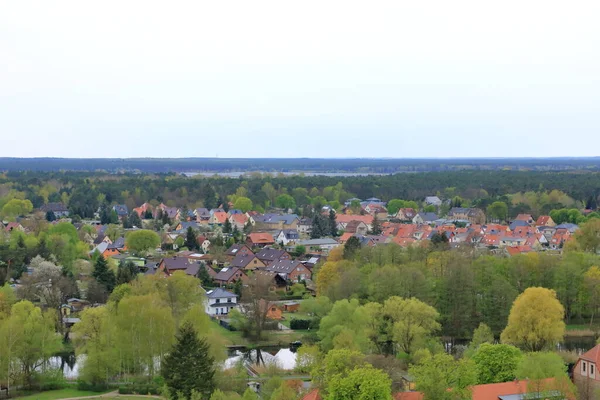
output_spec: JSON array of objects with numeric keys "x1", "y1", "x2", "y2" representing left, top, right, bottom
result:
[
  {"x1": 15, "y1": 388, "x2": 113, "y2": 400},
  {"x1": 211, "y1": 320, "x2": 310, "y2": 347},
  {"x1": 281, "y1": 311, "x2": 312, "y2": 328}
]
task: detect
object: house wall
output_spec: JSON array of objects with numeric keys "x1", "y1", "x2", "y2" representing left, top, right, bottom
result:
[{"x1": 575, "y1": 360, "x2": 600, "y2": 396}]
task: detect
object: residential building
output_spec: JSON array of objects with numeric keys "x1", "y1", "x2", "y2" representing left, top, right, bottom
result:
[
  {"x1": 395, "y1": 208, "x2": 416, "y2": 222},
  {"x1": 287, "y1": 238, "x2": 340, "y2": 254},
  {"x1": 246, "y1": 232, "x2": 276, "y2": 248},
  {"x1": 255, "y1": 248, "x2": 291, "y2": 264},
  {"x1": 213, "y1": 266, "x2": 248, "y2": 286},
  {"x1": 536, "y1": 215, "x2": 556, "y2": 227},
  {"x1": 265, "y1": 259, "x2": 311, "y2": 282},
  {"x1": 575, "y1": 344, "x2": 600, "y2": 396},
  {"x1": 230, "y1": 252, "x2": 265, "y2": 271},
  {"x1": 515, "y1": 213, "x2": 535, "y2": 225},
  {"x1": 112, "y1": 204, "x2": 129, "y2": 218},
  {"x1": 297, "y1": 217, "x2": 312, "y2": 235},
  {"x1": 412, "y1": 212, "x2": 438, "y2": 225},
  {"x1": 424, "y1": 196, "x2": 442, "y2": 206},
  {"x1": 204, "y1": 288, "x2": 238, "y2": 317},
  {"x1": 40, "y1": 202, "x2": 70, "y2": 218},
  {"x1": 447, "y1": 207, "x2": 486, "y2": 224},
  {"x1": 158, "y1": 256, "x2": 201, "y2": 277},
  {"x1": 344, "y1": 220, "x2": 369, "y2": 235},
  {"x1": 253, "y1": 213, "x2": 300, "y2": 230},
  {"x1": 225, "y1": 244, "x2": 253, "y2": 261},
  {"x1": 274, "y1": 229, "x2": 300, "y2": 245}
]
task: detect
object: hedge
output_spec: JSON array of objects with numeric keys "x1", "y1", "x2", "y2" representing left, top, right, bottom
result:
[{"x1": 290, "y1": 318, "x2": 311, "y2": 330}]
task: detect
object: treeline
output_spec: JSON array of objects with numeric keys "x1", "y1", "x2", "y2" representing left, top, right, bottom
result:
[
  {"x1": 2, "y1": 170, "x2": 600, "y2": 219},
  {"x1": 314, "y1": 241, "x2": 600, "y2": 340},
  {"x1": 2, "y1": 157, "x2": 600, "y2": 173}
]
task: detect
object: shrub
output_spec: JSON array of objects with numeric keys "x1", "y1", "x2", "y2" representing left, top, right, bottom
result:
[
  {"x1": 290, "y1": 319, "x2": 311, "y2": 330},
  {"x1": 36, "y1": 368, "x2": 67, "y2": 391},
  {"x1": 77, "y1": 380, "x2": 111, "y2": 392}
]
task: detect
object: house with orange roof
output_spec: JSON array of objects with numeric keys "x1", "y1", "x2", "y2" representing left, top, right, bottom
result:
[
  {"x1": 133, "y1": 202, "x2": 153, "y2": 218},
  {"x1": 575, "y1": 343, "x2": 600, "y2": 396},
  {"x1": 229, "y1": 213, "x2": 249, "y2": 230},
  {"x1": 301, "y1": 389, "x2": 322, "y2": 400},
  {"x1": 395, "y1": 378, "x2": 572, "y2": 400},
  {"x1": 210, "y1": 210, "x2": 228, "y2": 225},
  {"x1": 550, "y1": 229, "x2": 572, "y2": 250},
  {"x1": 395, "y1": 208, "x2": 417, "y2": 222},
  {"x1": 482, "y1": 233, "x2": 501, "y2": 247},
  {"x1": 338, "y1": 232, "x2": 354, "y2": 244},
  {"x1": 393, "y1": 237, "x2": 416, "y2": 247},
  {"x1": 335, "y1": 214, "x2": 374, "y2": 228},
  {"x1": 536, "y1": 215, "x2": 556, "y2": 227},
  {"x1": 246, "y1": 232, "x2": 276, "y2": 248},
  {"x1": 515, "y1": 213, "x2": 535, "y2": 225},
  {"x1": 482, "y1": 224, "x2": 510, "y2": 234},
  {"x1": 505, "y1": 245, "x2": 534, "y2": 256}
]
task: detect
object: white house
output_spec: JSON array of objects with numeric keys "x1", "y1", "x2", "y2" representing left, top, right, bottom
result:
[
  {"x1": 275, "y1": 229, "x2": 300, "y2": 246},
  {"x1": 204, "y1": 288, "x2": 238, "y2": 316}
]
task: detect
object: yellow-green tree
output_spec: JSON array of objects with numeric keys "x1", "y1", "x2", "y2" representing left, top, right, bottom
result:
[
  {"x1": 72, "y1": 306, "x2": 119, "y2": 385},
  {"x1": 501, "y1": 287, "x2": 565, "y2": 351},
  {"x1": 384, "y1": 296, "x2": 441, "y2": 355},
  {"x1": 1, "y1": 199, "x2": 33, "y2": 220},
  {"x1": 114, "y1": 293, "x2": 175, "y2": 376},
  {"x1": 125, "y1": 229, "x2": 160, "y2": 255},
  {"x1": 584, "y1": 266, "x2": 600, "y2": 326},
  {"x1": 0, "y1": 301, "x2": 62, "y2": 388}
]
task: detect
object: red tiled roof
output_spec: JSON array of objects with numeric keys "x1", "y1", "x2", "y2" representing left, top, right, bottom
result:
[
  {"x1": 515, "y1": 214, "x2": 534, "y2": 222},
  {"x1": 580, "y1": 343, "x2": 600, "y2": 364},
  {"x1": 302, "y1": 389, "x2": 322, "y2": 400},
  {"x1": 335, "y1": 214, "x2": 374, "y2": 225},
  {"x1": 394, "y1": 392, "x2": 423, "y2": 400},
  {"x1": 506, "y1": 245, "x2": 533, "y2": 256},
  {"x1": 247, "y1": 232, "x2": 275, "y2": 244},
  {"x1": 338, "y1": 232, "x2": 354, "y2": 244},
  {"x1": 213, "y1": 211, "x2": 228, "y2": 224},
  {"x1": 396, "y1": 378, "x2": 566, "y2": 400},
  {"x1": 536, "y1": 215, "x2": 552, "y2": 226}
]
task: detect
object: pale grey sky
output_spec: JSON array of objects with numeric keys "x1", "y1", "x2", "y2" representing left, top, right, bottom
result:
[{"x1": 1, "y1": 1, "x2": 599, "y2": 158}]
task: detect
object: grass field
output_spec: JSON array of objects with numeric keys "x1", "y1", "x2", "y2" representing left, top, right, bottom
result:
[
  {"x1": 15, "y1": 388, "x2": 113, "y2": 400},
  {"x1": 211, "y1": 320, "x2": 309, "y2": 347}
]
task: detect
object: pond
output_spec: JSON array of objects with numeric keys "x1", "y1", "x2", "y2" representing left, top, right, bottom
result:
[
  {"x1": 51, "y1": 345, "x2": 299, "y2": 379},
  {"x1": 224, "y1": 346, "x2": 298, "y2": 370},
  {"x1": 52, "y1": 337, "x2": 596, "y2": 379}
]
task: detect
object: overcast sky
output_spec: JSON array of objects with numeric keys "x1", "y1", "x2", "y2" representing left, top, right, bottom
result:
[{"x1": 1, "y1": 1, "x2": 599, "y2": 158}]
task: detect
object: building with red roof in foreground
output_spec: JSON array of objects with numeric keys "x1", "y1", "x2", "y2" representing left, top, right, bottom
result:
[
  {"x1": 393, "y1": 377, "x2": 573, "y2": 400},
  {"x1": 574, "y1": 343, "x2": 600, "y2": 398}
]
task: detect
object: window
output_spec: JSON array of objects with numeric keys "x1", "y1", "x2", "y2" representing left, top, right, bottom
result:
[
  {"x1": 227, "y1": 298, "x2": 232, "y2": 303},
  {"x1": 583, "y1": 362, "x2": 587, "y2": 372},
  {"x1": 215, "y1": 299, "x2": 220, "y2": 303},
  {"x1": 592, "y1": 364, "x2": 595, "y2": 375}
]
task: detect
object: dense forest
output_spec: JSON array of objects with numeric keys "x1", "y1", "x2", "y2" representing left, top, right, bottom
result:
[
  {"x1": 1, "y1": 170, "x2": 600, "y2": 219},
  {"x1": 1, "y1": 157, "x2": 600, "y2": 173}
]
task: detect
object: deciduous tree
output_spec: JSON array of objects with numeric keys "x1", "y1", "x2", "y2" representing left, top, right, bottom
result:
[{"x1": 501, "y1": 287, "x2": 565, "y2": 351}]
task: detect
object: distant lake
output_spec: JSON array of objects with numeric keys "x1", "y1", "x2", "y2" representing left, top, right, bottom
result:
[{"x1": 183, "y1": 171, "x2": 392, "y2": 178}]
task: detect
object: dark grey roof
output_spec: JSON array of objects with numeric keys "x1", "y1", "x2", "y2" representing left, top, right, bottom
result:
[
  {"x1": 416, "y1": 212, "x2": 438, "y2": 222},
  {"x1": 265, "y1": 259, "x2": 304, "y2": 274},
  {"x1": 230, "y1": 253, "x2": 260, "y2": 269},
  {"x1": 206, "y1": 288, "x2": 237, "y2": 299},
  {"x1": 161, "y1": 256, "x2": 196, "y2": 270},
  {"x1": 107, "y1": 237, "x2": 126, "y2": 250},
  {"x1": 278, "y1": 229, "x2": 299, "y2": 240},
  {"x1": 225, "y1": 243, "x2": 251, "y2": 256},
  {"x1": 254, "y1": 213, "x2": 299, "y2": 225},
  {"x1": 178, "y1": 222, "x2": 200, "y2": 231},
  {"x1": 113, "y1": 204, "x2": 129, "y2": 216},
  {"x1": 509, "y1": 220, "x2": 530, "y2": 230},
  {"x1": 255, "y1": 248, "x2": 288, "y2": 262},
  {"x1": 40, "y1": 202, "x2": 69, "y2": 213},
  {"x1": 214, "y1": 267, "x2": 245, "y2": 282}
]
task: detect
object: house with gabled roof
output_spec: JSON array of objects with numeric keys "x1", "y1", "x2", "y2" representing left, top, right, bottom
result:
[
  {"x1": 40, "y1": 202, "x2": 70, "y2": 218},
  {"x1": 255, "y1": 248, "x2": 291, "y2": 264},
  {"x1": 575, "y1": 343, "x2": 600, "y2": 396},
  {"x1": 265, "y1": 259, "x2": 311, "y2": 282},
  {"x1": 536, "y1": 215, "x2": 556, "y2": 227},
  {"x1": 412, "y1": 212, "x2": 438, "y2": 225},
  {"x1": 225, "y1": 244, "x2": 253, "y2": 261},
  {"x1": 274, "y1": 229, "x2": 300, "y2": 245},
  {"x1": 112, "y1": 204, "x2": 129, "y2": 218},
  {"x1": 204, "y1": 288, "x2": 238, "y2": 317},
  {"x1": 395, "y1": 208, "x2": 416, "y2": 222},
  {"x1": 209, "y1": 210, "x2": 228, "y2": 225},
  {"x1": 246, "y1": 232, "x2": 276, "y2": 248},
  {"x1": 213, "y1": 266, "x2": 249, "y2": 286},
  {"x1": 230, "y1": 252, "x2": 265, "y2": 271}
]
